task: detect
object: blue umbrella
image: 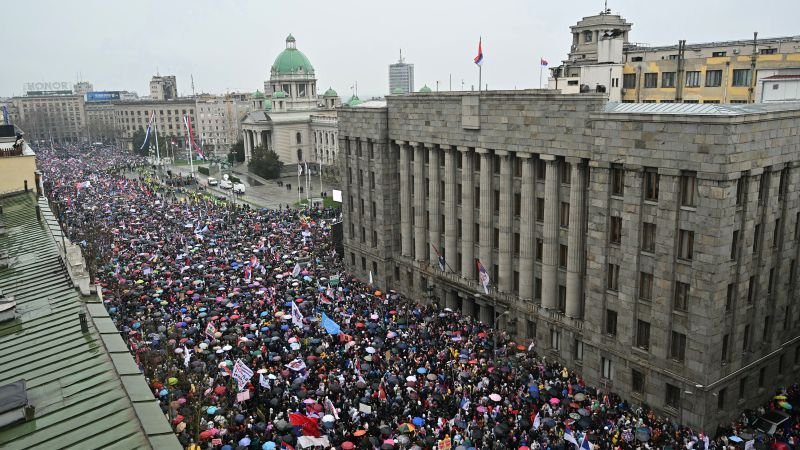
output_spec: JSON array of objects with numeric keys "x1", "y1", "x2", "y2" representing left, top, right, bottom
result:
[
  {"x1": 260, "y1": 311, "x2": 270, "y2": 317},
  {"x1": 263, "y1": 442, "x2": 277, "y2": 450},
  {"x1": 207, "y1": 406, "x2": 218, "y2": 414},
  {"x1": 417, "y1": 367, "x2": 427, "y2": 374},
  {"x1": 159, "y1": 389, "x2": 168, "y2": 397},
  {"x1": 412, "y1": 417, "x2": 425, "y2": 427}
]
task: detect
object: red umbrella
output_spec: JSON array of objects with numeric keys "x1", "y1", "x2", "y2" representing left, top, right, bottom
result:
[{"x1": 214, "y1": 386, "x2": 226, "y2": 395}]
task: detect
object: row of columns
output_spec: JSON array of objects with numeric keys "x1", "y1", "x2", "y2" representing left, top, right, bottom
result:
[
  {"x1": 397, "y1": 141, "x2": 587, "y2": 319},
  {"x1": 243, "y1": 129, "x2": 272, "y2": 162}
]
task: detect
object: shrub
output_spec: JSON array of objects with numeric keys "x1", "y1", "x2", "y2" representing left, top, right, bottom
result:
[{"x1": 197, "y1": 166, "x2": 210, "y2": 175}]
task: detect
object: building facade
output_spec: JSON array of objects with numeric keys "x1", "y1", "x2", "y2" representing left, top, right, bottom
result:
[
  {"x1": 338, "y1": 91, "x2": 800, "y2": 430},
  {"x1": 195, "y1": 93, "x2": 254, "y2": 157},
  {"x1": 150, "y1": 75, "x2": 178, "y2": 101},
  {"x1": 550, "y1": 8, "x2": 800, "y2": 104},
  {"x1": 11, "y1": 94, "x2": 86, "y2": 144},
  {"x1": 241, "y1": 35, "x2": 341, "y2": 172},
  {"x1": 113, "y1": 99, "x2": 196, "y2": 154},
  {"x1": 389, "y1": 54, "x2": 415, "y2": 94},
  {"x1": 84, "y1": 101, "x2": 118, "y2": 144}
]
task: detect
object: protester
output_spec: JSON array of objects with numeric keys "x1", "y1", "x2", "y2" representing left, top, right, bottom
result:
[{"x1": 37, "y1": 144, "x2": 799, "y2": 450}]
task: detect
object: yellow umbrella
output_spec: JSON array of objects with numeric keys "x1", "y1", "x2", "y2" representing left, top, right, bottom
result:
[
  {"x1": 774, "y1": 395, "x2": 787, "y2": 400},
  {"x1": 168, "y1": 377, "x2": 179, "y2": 386}
]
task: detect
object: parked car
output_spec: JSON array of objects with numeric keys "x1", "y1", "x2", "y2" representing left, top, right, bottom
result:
[
  {"x1": 219, "y1": 179, "x2": 232, "y2": 189},
  {"x1": 207, "y1": 177, "x2": 218, "y2": 186},
  {"x1": 753, "y1": 410, "x2": 791, "y2": 435},
  {"x1": 233, "y1": 183, "x2": 246, "y2": 194}
]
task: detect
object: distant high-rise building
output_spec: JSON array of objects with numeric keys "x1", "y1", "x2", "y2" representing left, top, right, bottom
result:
[
  {"x1": 150, "y1": 75, "x2": 178, "y2": 100},
  {"x1": 389, "y1": 51, "x2": 414, "y2": 94},
  {"x1": 73, "y1": 81, "x2": 94, "y2": 96}
]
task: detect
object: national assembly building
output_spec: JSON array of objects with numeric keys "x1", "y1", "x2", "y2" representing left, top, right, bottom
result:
[{"x1": 337, "y1": 91, "x2": 800, "y2": 430}]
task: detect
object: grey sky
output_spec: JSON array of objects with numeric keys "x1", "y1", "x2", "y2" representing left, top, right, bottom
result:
[{"x1": 4, "y1": 0, "x2": 798, "y2": 99}]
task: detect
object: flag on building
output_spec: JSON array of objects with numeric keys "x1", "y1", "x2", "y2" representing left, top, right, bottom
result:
[
  {"x1": 540, "y1": 58, "x2": 549, "y2": 66},
  {"x1": 321, "y1": 312, "x2": 341, "y2": 335},
  {"x1": 564, "y1": 424, "x2": 579, "y2": 448},
  {"x1": 431, "y1": 244, "x2": 446, "y2": 271},
  {"x1": 2, "y1": 105, "x2": 9, "y2": 125},
  {"x1": 140, "y1": 112, "x2": 155, "y2": 150},
  {"x1": 183, "y1": 115, "x2": 206, "y2": 160},
  {"x1": 476, "y1": 259, "x2": 491, "y2": 294},
  {"x1": 474, "y1": 38, "x2": 484, "y2": 65},
  {"x1": 291, "y1": 301, "x2": 304, "y2": 328},
  {"x1": 231, "y1": 358, "x2": 254, "y2": 390}
]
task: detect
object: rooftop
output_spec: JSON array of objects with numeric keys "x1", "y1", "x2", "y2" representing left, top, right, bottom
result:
[
  {"x1": 603, "y1": 101, "x2": 800, "y2": 115},
  {"x1": 0, "y1": 193, "x2": 180, "y2": 449},
  {"x1": 625, "y1": 35, "x2": 800, "y2": 53}
]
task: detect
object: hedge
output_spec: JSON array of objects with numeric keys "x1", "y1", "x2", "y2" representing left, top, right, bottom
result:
[
  {"x1": 197, "y1": 166, "x2": 210, "y2": 175},
  {"x1": 229, "y1": 175, "x2": 240, "y2": 183}
]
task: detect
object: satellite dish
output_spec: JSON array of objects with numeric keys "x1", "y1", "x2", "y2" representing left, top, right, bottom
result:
[{"x1": 223, "y1": 174, "x2": 229, "y2": 181}]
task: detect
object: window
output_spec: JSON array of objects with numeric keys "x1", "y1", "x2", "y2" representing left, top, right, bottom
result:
[
  {"x1": 574, "y1": 339, "x2": 584, "y2": 360},
  {"x1": 762, "y1": 315, "x2": 771, "y2": 341},
  {"x1": 712, "y1": 51, "x2": 727, "y2": 57},
  {"x1": 536, "y1": 198, "x2": 545, "y2": 222},
  {"x1": 758, "y1": 174, "x2": 768, "y2": 204},
  {"x1": 680, "y1": 172, "x2": 697, "y2": 207},
  {"x1": 601, "y1": 357, "x2": 614, "y2": 380},
  {"x1": 774, "y1": 219, "x2": 781, "y2": 248},
  {"x1": 493, "y1": 228, "x2": 500, "y2": 249},
  {"x1": 561, "y1": 162, "x2": 571, "y2": 185},
  {"x1": 559, "y1": 245, "x2": 568, "y2": 268},
  {"x1": 536, "y1": 161, "x2": 546, "y2": 180},
  {"x1": 644, "y1": 73, "x2": 658, "y2": 88},
  {"x1": 722, "y1": 334, "x2": 730, "y2": 363},
  {"x1": 644, "y1": 168, "x2": 659, "y2": 201},
  {"x1": 474, "y1": 187, "x2": 480, "y2": 208},
  {"x1": 632, "y1": 369, "x2": 645, "y2": 394},
  {"x1": 605, "y1": 310, "x2": 618, "y2": 336},
  {"x1": 768, "y1": 268, "x2": 775, "y2": 294},
  {"x1": 607, "y1": 263, "x2": 620, "y2": 291},
  {"x1": 726, "y1": 284, "x2": 735, "y2": 311},
  {"x1": 670, "y1": 331, "x2": 686, "y2": 361},
  {"x1": 662, "y1": 72, "x2": 676, "y2": 88},
  {"x1": 611, "y1": 165, "x2": 624, "y2": 196},
  {"x1": 514, "y1": 193, "x2": 521, "y2": 217},
  {"x1": 760, "y1": 48, "x2": 777, "y2": 55},
  {"x1": 678, "y1": 230, "x2": 694, "y2": 261},
  {"x1": 739, "y1": 377, "x2": 747, "y2": 399},
  {"x1": 731, "y1": 230, "x2": 740, "y2": 260},
  {"x1": 732, "y1": 69, "x2": 752, "y2": 87},
  {"x1": 536, "y1": 239, "x2": 543, "y2": 261},
  {"x1": 636, "y1": 320, "x2": 651, "y2": 350},
  {"x1": 758, "y1": 367, "x2": 765, "y2": 387},
  {"x1": 743, "y1": 324, "x2": 751, "y2": 351},
  {"x1": 493, "y1": 190, "x2": 500, "y2": 214},
  {"x1": 685, "y1": 71, "x2": 701, "y2": 87},
  {"x1": 705, "y1": 70, "x2": 723, "y2": 87},
  {"x1": 642, "y1": 222, "x2": 656, "y2": 253},
  {"x1": 610, "y1": 216, "x2": 622, "y2": 245},
  {"x1": 747, "y1": 276, "x2": 756, "y2": 303},
  {"x1": 535, "y1": 277, "x2": 542, "y2": 299},
  {"x1": 674, "y1": 281, "x2": 689, "y2": 311},
  {"x1": 550, "y1": 329, "x2": 561, "y2": 350},
  {"x1": 623, "y1": 74, "x2": 636, "y2": 89},
  {"x1": 718, "y1": 388, "x2": 727, "y2": 410},
  {"x1": 583, "y1": 30, "x2": 593, "y2": 43},
  {"x1": 754, "y1": 224, "x2": 761, "y2": 254},
  {"x1": 560, "y1": 202, "x2": 570, "y2": 228},
  {"x1": 639, "y1": 272, "x2": 653, "y2": 300},
  {"x1": 558, "y1": 286, "x2": 566, "y2": 312}
]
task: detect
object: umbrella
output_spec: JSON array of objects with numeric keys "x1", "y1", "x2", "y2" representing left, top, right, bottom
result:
[
  {"x1": 548, "y1": 397, "x2": 560, "y2": 405},
  {"x1": 412, "y1": 417, "x2": 425, "y2": 427},
  {"x1": 416, "y1": 367, "x2": 427, "y2": 374},
  {"x1": 573, "y1": 392, "x2": 586, "y2": 401},
  {"x1": 342, "y1": 442, "x2": 355, "y2": 450},
  {"x1": 240, "y1": 437, "x2": 252, "y2": 447},
  {"x1": 398, "y1": 423, "x2": 415, "y2": 434},
  {"x1": 263, "y1": 442, "x2": 276, "y2": 450},
  {"x1": 489, "y1": 393, "x2": 502, "y2": 402}
]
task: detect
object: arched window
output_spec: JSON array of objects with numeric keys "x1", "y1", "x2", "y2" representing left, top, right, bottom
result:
[
  {"x1": 297, "y1": 148, "x2": 303, "y2": 162},
  {"x1": 324, "y1": 133, "x2": 328, "y2": 145},
  {"x1": 583, "y1": 30, "x2": 593, "y2": 43},
  {"x1": 296, "y1": 132, "x2": 302, "y2": 145}
]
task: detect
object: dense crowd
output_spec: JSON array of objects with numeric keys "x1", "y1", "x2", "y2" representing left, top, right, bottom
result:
[{"x1": 36, "y1": 144, "x2": 799, "y2": 450}]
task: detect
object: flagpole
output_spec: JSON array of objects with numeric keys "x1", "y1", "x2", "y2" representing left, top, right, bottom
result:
[
  {"x1": 154, "y1": 115, "x2": 161, "y2": 170},
  {"x1": 539, "y1": 63, "x2": 542, "y2": 89},
  {"x1": 297, "y1": 165, "x2": 301, "y2": 204},
  {"x1": 478, "y1": 65, "x2": 482, "y2": 93}
]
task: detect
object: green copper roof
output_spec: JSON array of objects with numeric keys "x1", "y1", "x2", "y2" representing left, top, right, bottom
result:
[
  {"x1": 323, "y1": 87, "x2": 338, "y2": 97},
  {"x1": 345, "y1": 95, "x2": 362, "y2": 107},
  {"x1": 391, "y1": 87, "x2": 406, "y2": 94},
  {"x1": 264, "y1": 98, "x2": 273, "y2": 110},
  {"x1": 419, "y1": 84, "x2": 432, "y2": 93},
  {"x1": 272, "y1": 90, "x2": 287, "y2": 99},
  {"x1": 253, "y1": 90, "x2": 265, "y2": 99},
  {"x1": 271, "y1": 35, "x2": 314, "y2": 75}
]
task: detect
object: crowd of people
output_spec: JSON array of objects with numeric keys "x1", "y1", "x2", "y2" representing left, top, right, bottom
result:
[{"x1": 36, "y1": 144, "x2": 799, "y2": 450}]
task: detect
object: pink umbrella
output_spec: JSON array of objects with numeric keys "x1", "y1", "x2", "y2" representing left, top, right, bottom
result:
[
  {"x1": 476, "y1": 406, "x2": 487, "y2": 413},
  {"x1": 549, "y1": 397, "x2": 560, "y2": 405}
]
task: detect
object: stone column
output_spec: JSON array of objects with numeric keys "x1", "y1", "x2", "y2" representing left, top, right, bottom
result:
[
  {"x1": 399, "y1": 141, "x2": 412, "y2": 257},
  {"x1": 497, "y1": 150, "x2": 513, "y2": 292},
  {"x1": 243, "y1": 130, "x2": 252, "y2": 161},
  {"x1": 461, "y1": 293, "x2": 474, "y2": 318},
  {"x1": 519, "y1": 154, "x2": 535, "y2": 300},
  {"x1": 479, "y1": 302, "x2": 492, "y2": 325},
  {"x1": 478, "y1": 148, "x2": 493, "y2": 275},
  {"x1": 444, "y1": 146, "x2": 457, "y2": 272},
  {"x1": 429, "y1": 145, "x2": 442, "y2": 267},
  {"x1": 413, "y1": 143, "x2": 426, "y2": 261},
  {"x1": 446, "y1": 290, "x2": 459, "y2": 310},
  {"x1": 566, "y1": 158, "x2": 586, "y2": 319},
  {"x1": 460, "y1": 147, "x2": 475, "y2": 279},
  {"x1": 541, "y1": 155, "x2": 559, "y2": 310}
]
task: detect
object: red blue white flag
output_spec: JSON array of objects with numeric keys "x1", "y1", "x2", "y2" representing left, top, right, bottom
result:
[
  {"x1": 476, "y1": 259, "x2": 491, "y2": 294},
  {"x1": 474, "y1": 38, "x2": 484, "y2": 65}
]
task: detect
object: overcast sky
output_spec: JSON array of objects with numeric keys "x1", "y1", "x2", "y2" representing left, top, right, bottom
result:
[{"x1": 4, "y1": 0, "x2": 798, "y2": 99}]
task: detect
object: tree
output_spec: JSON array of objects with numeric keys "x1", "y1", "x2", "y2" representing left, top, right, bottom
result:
[
  {"x1": 248, "y1": 145, "x2": 283, "y2": 179},
  {"x1": 230, "y1": 138, "x2": 245, "y2": 162},
  {"x1": 132, "y1": 126, "x2": 167, "y2": 157}
]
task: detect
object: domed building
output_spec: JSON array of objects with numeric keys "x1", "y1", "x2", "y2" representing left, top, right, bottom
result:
[{"x1": 242, "y1": 34, "x2": 341, "y2": 174}]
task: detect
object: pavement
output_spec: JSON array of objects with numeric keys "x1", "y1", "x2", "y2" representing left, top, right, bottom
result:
[{"x1": 162, "y1": 162, "x2": 340, "y2": 209}]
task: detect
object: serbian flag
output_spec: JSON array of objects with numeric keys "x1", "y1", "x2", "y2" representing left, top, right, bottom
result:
[
  {"x1": 474, "y1": 37, "x2": 484, "y2": 65},
  {"x1": 476, "y1": 258, "x2": 491, "y2": 294},
  {"x1": 564, "y1": 423, "x2": 579, "y2": 448},
  {"x1": 183, "y1": 115, "x2": 206, "y2": 160},
  {"x1": 289, "y1": 413, "x2": 321, "y2": 437},
  {"x1": 431, "y1": 243, "x2": 445, "y2": 272},
  {"x1": 540, "y1": 58, "x2": 549, "y2": 67},
  {"x1": 140, "y1": 111, "x2": 155, "y2": 150}
]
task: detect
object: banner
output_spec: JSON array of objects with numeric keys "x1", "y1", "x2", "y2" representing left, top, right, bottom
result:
[
  {"x1": 321, "y1": 312, "x2": 341, "y2": 335},
  {"x1": 292, "y1": 301, "x2": 304, "y2": 328},
  {"x1": 231, "y1": 359, "x2": 254, "y2": 390}
]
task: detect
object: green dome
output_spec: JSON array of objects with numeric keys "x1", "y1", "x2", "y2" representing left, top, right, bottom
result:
[
  {"x1": 263, "y1": 99, "x2": 272, "y2": 110},
  {"x1": 391, "y1": 87, "x2": 406, "y2": 94},
  {"x1": 345, "y1": 95, "x2": 362, "y2": 107},
  {"x1": 419, "y1": 85, "x2": 432, "y2": 93},
  {"x1": 323, "y1": 87, "x2": 338, "y2": 97},
  {"x1": 272, "y1": 90, "x2": 287, "y2": 99},
  {"x1": 272, "y1": 34, "x2": 314, "y2": 75},
  {"x1": 253, "y1": 90, "x2": 265, "y2": 99}
]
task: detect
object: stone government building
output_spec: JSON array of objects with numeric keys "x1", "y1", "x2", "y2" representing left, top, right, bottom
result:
[{"x1": 337, "y1": 91, "x2": 800, "y2": 429}]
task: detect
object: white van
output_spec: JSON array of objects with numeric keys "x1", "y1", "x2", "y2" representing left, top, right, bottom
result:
[
  {"x1": 233, "y1": 183, "x2": 246, "y2": 194},
  {"x1": 219, "y1": 179, "x2": 232, "y2": 189},
  {"x1": 207, "y1": 177, "x2": 219, "y2": 186}
]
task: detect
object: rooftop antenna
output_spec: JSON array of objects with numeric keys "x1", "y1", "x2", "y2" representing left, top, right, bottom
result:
[
  {"x1": 191, "y1": 74, "x2": 196, "y2": 98},
  {"x1": 399, "y1": 49, "x2": 403, "y2": 63}
]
